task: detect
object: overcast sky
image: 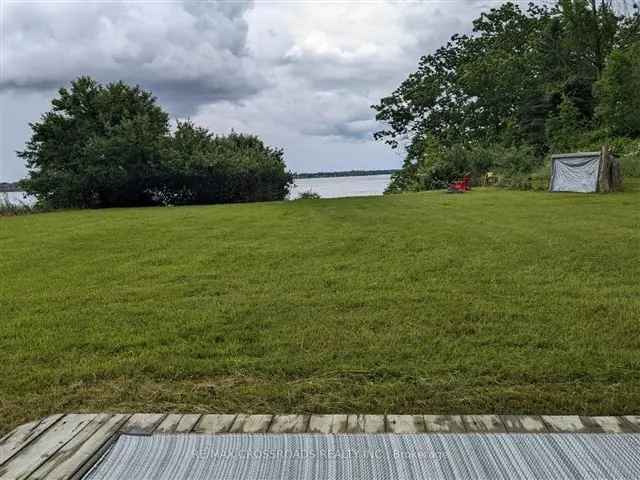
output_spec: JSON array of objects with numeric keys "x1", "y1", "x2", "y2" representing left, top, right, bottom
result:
[{"x1": 0, "y1": 0, "x2": 511, "y2": 181}]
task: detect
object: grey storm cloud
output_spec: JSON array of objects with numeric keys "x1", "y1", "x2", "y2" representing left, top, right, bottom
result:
[
  {"x1": 296, "y1": 98, "x2": 380, "y2": 141},
  {"x1": 1, "y1": 0, "x2": 502, "y2": 181},
  {"x1": 301, "y1": 119, "x2": 377, "y2": 141},
  {"x1": 1, "y1": 0, "x2": 265, "y2": 116}
]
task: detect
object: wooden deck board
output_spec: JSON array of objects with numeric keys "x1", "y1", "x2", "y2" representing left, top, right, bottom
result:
[
  {"x1": 268, "y1": 415, "x2": 309, "y2": 433},
  {"x1": 462, "y1": 415, "x2": 506, "y2": 433},
  {"x1": 3, "y1": 414, "x2": 640, "y2": 479},
  {"x1": 307, "y1": 415, "x2": 332, "y2": 434},
  {"x1": 502, "y1": 415, "x2": 547, "y2": 433},
  {"x1": 345, "y1": 415, "x2": 385, "y2": 433},
  {"x1": 621, "y1": 416, "x2": 640, "y2": 432},
  {"x1": 423, "y1": 415, "x2": 466, "y2": 433},
  {"x1": 541, "y1": 415, "x2": 590, "y2": 433},
  {"x1": 0, "y1": 414, "x2": 95, "y2": 480},
  {"x1": 229, "y1": 415, "x2": 272, "y2": 434},
  {"x1": 193, "y1": 415, "x2": 237, "y2": 434},
  {"x1": 174, "y1": 414, "x2": 202, "y2": 433},
  {"x1": 0, "y1": 415, "x2": 63, "y2": 466},
  {"x1": 154, "y1": 414, "x2": 183, "y2": 434},
  {"x1": 308, "y1": 415, "x2": 349, "y2": 434},
  {"x1": 330, "y1": 415, "x2": 349, "y2": 433},
  {"x1": 386, "y1": 415, "x2": 425, "y2": 433},
  {"x1": 119, "y1": 414, "x2": 166, "y2": 435},
  {"x1": 29, "y1": 414, "x2": 130, "y2": 480},
  {"x1": 152, "y1": 414, "x2": 202, "y2": 434},
  {"x1": 580, "y1": 416, "x2": 635, "y2": 433}
]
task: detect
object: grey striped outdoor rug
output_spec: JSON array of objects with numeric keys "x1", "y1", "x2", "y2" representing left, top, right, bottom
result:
[{"x1": 84, "y1": 433, "x2": 640, "y2": 479}]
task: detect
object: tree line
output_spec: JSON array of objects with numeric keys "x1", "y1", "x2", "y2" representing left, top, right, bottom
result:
[
  {"x1": 19, "y1": 77, "x2": 293, "y2": 208},
  {"x1": 373, "y1": 0, "x2": 640, "y2": 192},
  {"x1": 0, "y1": 182, "x2": 20, "y2": 192}
]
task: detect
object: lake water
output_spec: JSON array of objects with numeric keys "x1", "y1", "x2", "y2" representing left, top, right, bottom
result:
[
  {"x1": 1, "y1": 175, "x2": 393, "y2": 206},
  {"x1": 1, "y1": 191, "x2": 36, "y2": 206},
  {"x1": 289, "y1": 174, "x2": 391, "y2": 199}
]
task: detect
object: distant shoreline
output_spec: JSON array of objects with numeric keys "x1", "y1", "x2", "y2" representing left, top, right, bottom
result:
[
  {"x1": 294, "y1": 169, "x2": 397, "y2": 179},
  {"x1": 0, "y1": 182, "x2": 21, "y2": 192},
  {"x1": 1, "y1": 172, "x2": 399, "y2": 190}
]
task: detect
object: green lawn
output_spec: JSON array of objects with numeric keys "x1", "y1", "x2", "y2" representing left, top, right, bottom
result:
[{"x1": 1, "y1": 184, "x2": 639, "y2": 434}]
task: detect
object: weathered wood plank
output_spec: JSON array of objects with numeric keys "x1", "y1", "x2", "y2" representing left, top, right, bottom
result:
[
  {"x1": 580, "y1": 416, "x2": 634, "y2": 433},
  {"x1": 29, "y1": 414, "x2": 130, "y2": 480},
  {"x1": 622, "y1": 416, "x2": 640, "y2": 432},
  {"x1": 0, "y1": 414, "x2": 95, "y2": 480},
  {"x1": 541, "y1": 415, "x2": 589, "y2": 433},
  {"x1": 174, "y1": 414, "x2": 202, "y2": 433},
  {"x1": 307, "y1": 415, "x2": 333, "y2": 434},
  {"x1": 0, "y1": 415, "x2": 63, "y2": 466},
  {"x1": 345, "y1": 415, "x2": 361, "y2": 433},
  {"x1": 193, "y1": 415, "x2": 237, "y2": 434},
  {"x1": 307, "y1": 415, "x2": 348, "y2": 434},
  {"x1": 501, "y1": 415, "x2": 547, "y2": 433},
  {"x1": 119, "y1": 414, "x2": 166, "y2": 435},
  {"x1": 68, "y1": 415, "x2": 131, "y2": 480},
  {"x1": 346, "y1": 415, "x2": 385, "y2": 434},
  {"x1": 423, "y1": 415, "x2": 466, "y2": 433},
  {"x1": 267, "y1": 415, "x2": 309, "y2": 433},
  {"x1": 330, "y1": 415, "x2": 348, "y2": 433},
  {"x1": 154, "y1": 414, "x2": 184, "y2": 434},
  {"x1": 229, "y1": 415, "x2": 272, "y2": 434},
  {"x1": 462, "y1": 415, "x2": 506, "y2": 433},
  {"x1": 386, "y1": 415, "x2": 425, "y2": 433}
]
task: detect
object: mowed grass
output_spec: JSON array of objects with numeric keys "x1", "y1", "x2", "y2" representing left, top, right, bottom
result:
[{"x1": 1, "y1": 183, "x2": 639, "y2": 434}]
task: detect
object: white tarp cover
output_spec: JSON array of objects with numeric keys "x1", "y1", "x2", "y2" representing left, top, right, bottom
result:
[{"x1": 550, "y1": 155, "x2": 600, "y2": 193}]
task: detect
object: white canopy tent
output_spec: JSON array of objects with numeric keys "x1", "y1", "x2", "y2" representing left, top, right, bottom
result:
[{"x1": 549, "y1": 147, "x2": 622, "y2": 193}]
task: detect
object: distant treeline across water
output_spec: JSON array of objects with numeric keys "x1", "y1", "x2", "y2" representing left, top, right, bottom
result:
[
  {"x1": 0, "y1": 182, "x2": 21, "y2": 192},
  {"x1": 295, "y1": 169, "x2": 398, "y2": 179}
]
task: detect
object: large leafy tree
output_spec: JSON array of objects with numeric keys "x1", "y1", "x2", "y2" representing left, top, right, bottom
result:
[
  {"x1": 373, "y1": 3, "x2": 551, "y2": 150},
  {"x1": 596, "y1": 40, "x2": 640, "y2": 136},
  {"x1": 374, "y1": 1, "x2": 638, "y2": 193},
  {"x1": 20, "y1": 77, "x2": 170, "y2": 208},
  {"x1": 372, "y1": 36, "x2": 469, "y2": 150},
  {"x1": 20, "y1": 77, "x2": 293, "y2": 208}
]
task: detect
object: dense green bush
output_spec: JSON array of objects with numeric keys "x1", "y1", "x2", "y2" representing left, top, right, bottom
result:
[
  {"x1": 20, "y1": 77, "x2": 293, "y2": 208},
  {"x1": 157, "y1": 121, "x2": 292, "y2": 205},
  {"x1": 610, "y1": 137, "x2": 640, "y2": 177},
  {"x1": 496, "y1": 163, "x2": 551, "y2": 191},
  {"x1": 386, "y1": 140, "x2": 539, "y2": 193}
]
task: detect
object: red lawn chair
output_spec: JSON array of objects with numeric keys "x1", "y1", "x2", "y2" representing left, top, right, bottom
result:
[{"x1": 447, "y1": 175, "x2": 471, "y2": 193}]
